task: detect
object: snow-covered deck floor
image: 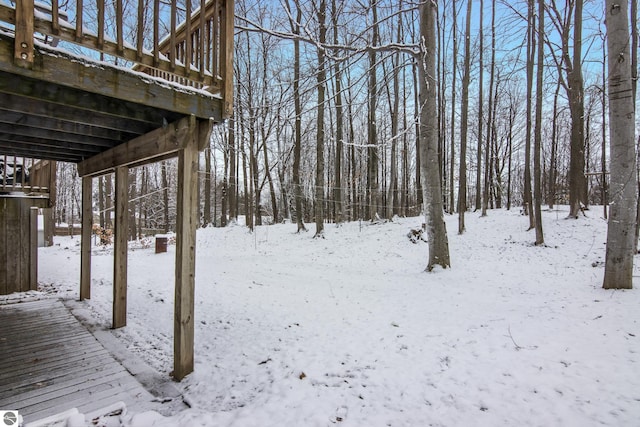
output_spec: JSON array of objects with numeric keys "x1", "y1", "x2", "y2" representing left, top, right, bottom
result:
[{"x1": 0, "y1": 299, "x2": 180, "y2": 423}]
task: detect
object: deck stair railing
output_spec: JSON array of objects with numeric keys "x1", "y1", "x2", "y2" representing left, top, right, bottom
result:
[{"x1": 0, "y1": 0, "x2": 234, "y2": 117}]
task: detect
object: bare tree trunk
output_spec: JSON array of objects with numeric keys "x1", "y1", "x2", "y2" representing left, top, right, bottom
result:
[
  {"x1": 568, "y1": 0, "x2": 586, "y2": 218},
  {"x1": 105, "y1": 172, "x2": 113, "y2": 229},
  {"x1": 601, "y1": 36, "x2": 608, "y2": 220},
  {"x1": 98, "y1": 176, "x2": 105, "y2": 228},
  {"x1": 419, "y1": 0, "x2": 450, "y2": 271},
  {"x1": 367, "y1": 0, "x2": 380, "y2": 221},
  {"x1": 475, "y1": 0, "x2": 484, "y2": 212},
  {"x1": 524, "y1": 0, "x2": 535, "y2": 229},
  {"x1": 603, "y1": 0, "x2": 637, "y2": 289},
  {"x1": 449, "y1": 0, "x2": 457, "y2": 215},
  {"x1": 548, "y1": 81, "x2": 561, "y2": 209},
  {"x1": 458, "y1": 0, "x2": 471, "y2": 234},
  {"x1": 533, "y1": 0, "x2": 544, "y2": 245},
  {"x1": 332, "y1": 0, "x2": 343, "y2": 225},
  {"x1": 314, "y1": 0, "x2": 327, "y2": 237},
  {"x1": 228, "y1": 118, "x2": 237, "y2": 222},
  {"x1": 482, "y1": 0, "x2": 495, "y2": 217},
  {"x1": 204, "y1": 144, "x2": 212, "y2": 226},
  {"x1": 285, "y1": 0, "x2": 306, "y2": 232},
  {"x1": 161, "y1": 162, "x2": 169, "y2": 232}
]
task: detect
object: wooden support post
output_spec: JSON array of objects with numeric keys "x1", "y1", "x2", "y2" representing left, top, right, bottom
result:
[
  {"x1": 80, "y1": 176, "x2": 92, "y2": 300},
  {"x1": 29, "y1": 207, "x2": 38, "y2": 291},
  {"x1": 174, "y1": 116, "x2": 198, "y2": 380},
  {"x1": 14, "y1": 0, "x2": 34, "y2": 67},
  {"x1": 113, "y1": 167, "x2": 128, "y2": 329}
]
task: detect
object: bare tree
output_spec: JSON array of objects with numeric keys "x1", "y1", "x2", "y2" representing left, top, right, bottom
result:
[
  {"x1": 284, "y1": 0, "x2": 307, "y2": 232},
  {"x1": 475, "y1": 0, "x2": 484, "y2": 212},
  {"x1": 533, "y1": 0, "x2": 544, "y2": 245},
  {"x1": 314, "y1": 0, "x2": 327, "y2": 237},
  {"x1": 419, "y1": 0, "x2": 450, "y2": 271},
  {"x1": 603, "y1": 0, "x2": 637, "y2": 290},
  {"x1": 458, "y1": 0, "x2": 472, "y2": 234}
]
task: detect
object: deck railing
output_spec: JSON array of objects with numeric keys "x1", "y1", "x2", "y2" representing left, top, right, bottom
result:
[
  {"x1": 0, "y1": 155, "x2": 54, "y2": 196},
  {"x1": 0, "y1": 0, "x2": 234, "y2": 118}
]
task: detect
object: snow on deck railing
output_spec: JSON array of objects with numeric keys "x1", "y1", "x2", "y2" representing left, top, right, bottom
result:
[
  {"x1": 0, "y1": 0, "x2": 234, "y2": 117},
  {"x1": 0, "y1": 155, "x2": 53, "y2": 196}
]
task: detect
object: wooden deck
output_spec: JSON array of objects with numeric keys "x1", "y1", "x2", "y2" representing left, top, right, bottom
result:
[{"x1": 0, "y1": 299, "x2": 184, "y2": 424}]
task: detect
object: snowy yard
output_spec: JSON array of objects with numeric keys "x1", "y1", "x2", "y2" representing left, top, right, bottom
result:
[{"x1": 36, "y1": 207, "x2": 640, "y2": 426}]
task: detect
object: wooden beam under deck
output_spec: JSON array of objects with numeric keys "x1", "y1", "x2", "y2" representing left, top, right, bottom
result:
[{"x1": 77, "y1": 116, "x2": 197, "y2": 177}]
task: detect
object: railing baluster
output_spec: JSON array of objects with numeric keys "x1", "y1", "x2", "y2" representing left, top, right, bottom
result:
[
  {"x1": 199, "y1": 0, "x2": 206, "y2": 79},
  {"x1": 75, "y1": 0, "x2": 83, "y2": 40},
  {"x1": 153, "y1": 0, "x2": 160, "y2": 67},
  {"x1": 212, "y1": 2, "x2": 219, "y2": 77},
  {"x1": 116, "y1": 0, "x2": 123, "y2": 54},
  {"x1": 184, "y1": 0, "x2": 191, "y2": 77},
  {"x1": 137, "y1": 0, "x2": 144, "y2": 60},
  {"x1": 170, "y1": 0, "x2": 177, "y2": 71},
  {"x1": 97, "y1": 0, "x2": 104, "y2": 48},
  {"x1": 51, "y1": 0, "x2": 59, "y2": 35}
]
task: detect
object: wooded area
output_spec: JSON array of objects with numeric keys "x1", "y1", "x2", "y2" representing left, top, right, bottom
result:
[{"x1": 46, "y1": 1, "x2": 637, "y2": 285}]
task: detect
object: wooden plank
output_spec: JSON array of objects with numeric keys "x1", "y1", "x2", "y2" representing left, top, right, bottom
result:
[
  {"x1": 173, "y1": 117, "x2": 199, "y2": 380},
  {"x1": 1, "y1": 367, "x2": 134, "y2": 409},
  {"x1": 0, "y1": 199, "x2": 7, "y2": 295},
  {"x1": 14, "y1": 0, "x2": 34, "y2": 67},
  {"x1": 0, "y1": 353, "x2": 120, "y2": 393},
  {"x1": 113, "y1": 167, "x2": 128, "y2": 329},
  {"x1": 80, "y1": 176, "x2": 92, "y2": 300},
  {"x1": 23, "y1": 378, "x2": 148, "y2": 423},
  {"x1": 77, "y1": 115, "x2": 196, "y2": 177},
  {"x1": 29, "y1": 207, "x2": 37, "y2": 291},
  {"x1": 0, "y1": 342, "x2": 106, "y2": 372}
]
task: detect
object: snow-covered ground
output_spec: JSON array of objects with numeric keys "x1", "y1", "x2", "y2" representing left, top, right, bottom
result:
[{"x1": 34, "y1": 207, "x2": 640, "y2": 426}]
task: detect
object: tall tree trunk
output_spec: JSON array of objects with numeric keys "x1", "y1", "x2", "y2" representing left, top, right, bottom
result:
[
  {"x1": 475, "y1": 0, "x2": 484, "y2": 212},
  {"x1": 204, "y1": 143, "x2": 212, "y2": 226},
  {"x1": 603, "y1": 0, "x2": 637, "y2": 289},
  {"x1": 482, "y1": 0, "x2": 495, "y2": 217},
  {"x1": 314, "y1": 0, "x2": 327, "y2": 237},
  {"x1": 533, "y1": 0, "x2": 544, "y2": 245},
  {"x1": 105, "y1": 172, "x2": 113, "y2": 229},
  {"x1": 449, "y1": 0, "x2": 457, "y2": 214},
  {"x1": 601, "y1": 36, "x2": 608, "y2": 220},
  {"x1": 228, "y1": 118, "x2": 237, "y2": 222},
  {"x1": 548, "y1": 81, "x2": 561, "y2": 209},
  {"x1": 332, "y1": 0, "x2": 343, "y2": 225},
  {"x1": 367, "y1": 0, "x2": 379, "y2": 221},
  {"x1": 161, "y1": 162, "x2": 169, "y2": 232},
  {"x1": 419, "y1": 0, "x2": 450, "y2": 271},
  {"x1": 568, "y1": 0, "x2": 586, "y2": 218},
  {"x1": 458, "y1": 0, "x2": 472, "y2": 234},
  {"x1": 285, "y1": 0, "x2": 306, "y2": 232},
  {"x1": 98, "y1": 176, "x2": 105, "y2": 228},
  {"x1": 524, "y1": 0, "x2": 535, "y2": 229}
]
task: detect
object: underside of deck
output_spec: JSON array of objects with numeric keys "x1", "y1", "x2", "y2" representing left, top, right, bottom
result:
[{"x1": 0, "y1": 299, "x2": 185, "y2": 423}]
